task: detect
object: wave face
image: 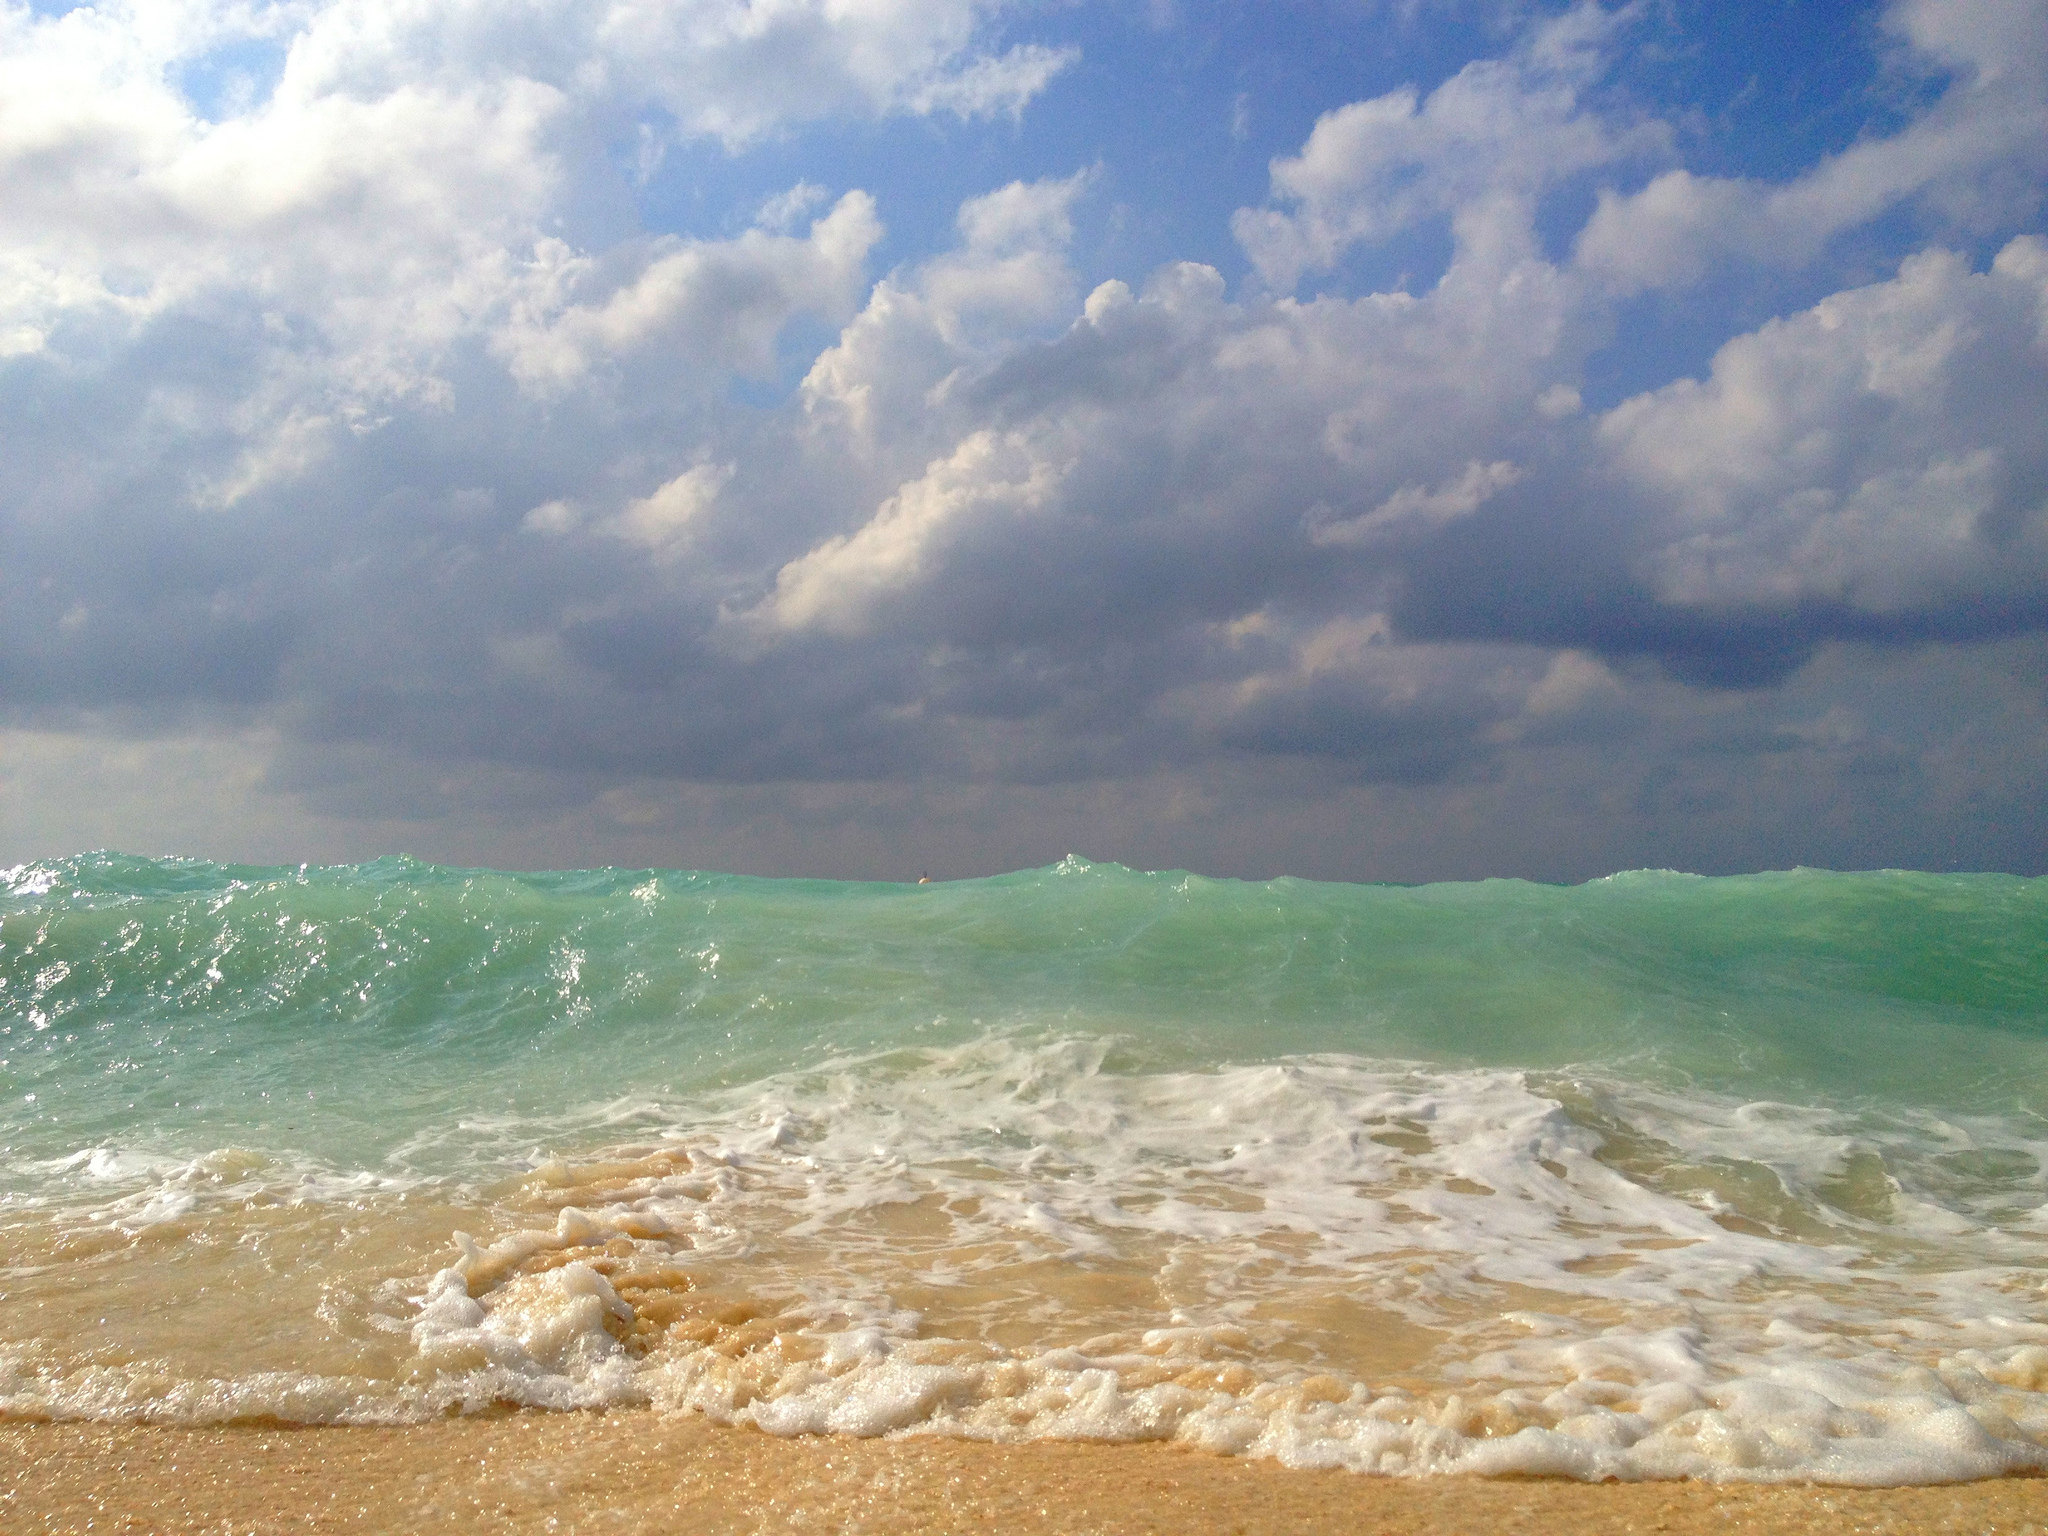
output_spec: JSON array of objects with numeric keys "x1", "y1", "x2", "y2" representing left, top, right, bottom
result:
[{"x1": 4, "y1": 853, "x2": 2047, "y2": 1483}]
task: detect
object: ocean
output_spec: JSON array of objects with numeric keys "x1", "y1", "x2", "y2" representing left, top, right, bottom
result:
[{"x1": 3, "y1": 853, "x2": 2045, "y2": 1485}]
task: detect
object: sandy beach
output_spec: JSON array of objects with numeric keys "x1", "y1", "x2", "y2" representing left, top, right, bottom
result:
[{"x1": 3, "y1": 1414, "x2": 2043, "y2": 1535}]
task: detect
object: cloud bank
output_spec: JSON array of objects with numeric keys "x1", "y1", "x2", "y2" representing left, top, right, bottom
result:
[{"x1": 3, "y1": 0, "x2": 2045, "y2": 880}]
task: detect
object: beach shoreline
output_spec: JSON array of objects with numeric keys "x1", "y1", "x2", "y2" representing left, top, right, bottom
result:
[{"x1": 3, "y1": 1413, "x2": 2043, "y2": 1535}]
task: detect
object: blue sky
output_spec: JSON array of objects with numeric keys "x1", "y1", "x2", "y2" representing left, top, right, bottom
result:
[{"x1": 3, "y1": 0, "x2": 2045, "y2": 880}]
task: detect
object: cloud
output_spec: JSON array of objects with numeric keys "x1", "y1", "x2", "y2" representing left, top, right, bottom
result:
[
  {"x1": 1310, "y1": 460, "x2": 1525, "y2": 547},
  {"x1": 1162, "y1": 614, "x2": 1547, "y2": 782},
  {"x1": 597, "y1": 1, "x2": 1074, "y2": 146},
  {"x1": 1573, "y1": 0, "x2": 2048, "y2": 292},
  {"x1": 1232, "y1": 1, "x2": 1657, "y2": 291},
  {"x1": 776, "y1": 166, "x2": 1586, "y2": 667},
  {"x1": 0, "y1": 0, "x2": 1058, "y2": 469},
  {"x1": 4, "y1": 0, "x2": 2047, "y2": 879},
  {"x1": 492, "y1": 192, "x2": 883, "y2": 389},
  {"x1": 528, "y1": 460, "x2": 741, "y2": 562},
  {"x1": 614, "y1": 462, "x2": 735, "y2": 557},
  {"x1": 899, "y1": 42, "x2": 1077, "y2": 122},
  {"x1": 801, "y1": 170, "x2": 1095, "y2": 442},
  {"x1": 751, "y1": 429, "x2": 1071, "y2": 637},
  {"x1": 1602, "y1": 238, "x2": 2048, "y2": 620}
]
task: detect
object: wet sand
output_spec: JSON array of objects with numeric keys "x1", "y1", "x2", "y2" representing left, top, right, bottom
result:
[{"x1": 3, "y1": 1413, "x2": 2043, "y2": 1535}]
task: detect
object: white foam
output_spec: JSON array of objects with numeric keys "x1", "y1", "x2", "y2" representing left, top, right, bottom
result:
[
  {"x1": 626, "y1": 1313, "x2": 2048, "y2": 1483},
  {"x1": 6, "y1": 1143, "x2": 427, "y2": 1230},
  {"x1": 358, "y1": 1036, "x2": 2048, "y2": 1481},
  {"x1": 1, "y1": 862, "x2": 62, "y2": 898},
  {"x1": 404, "y1": 1257, "x2": 644, "y2": 1411},
  {"x1": 526, "y1": 1036, "x2": 2018, "y2": 1313},
  {"x1": 8, "y1": 1034, "x2": 2048, "y2": 1482}
]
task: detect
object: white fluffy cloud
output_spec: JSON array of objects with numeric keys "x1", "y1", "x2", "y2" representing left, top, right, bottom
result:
[
  {"x1": 770, "y1": 164, "x2": 1584, "y2": 662},
  {"x1": 1604, "y1": 237, "x2": 2048, "y2": 615},
  {"x1": 493, "y1": 191, "x2": 882, "y2": 389},
  {"x1": 1232, "y1": 2, "x2": 1656, "y2": 291},
  {"x1": 1574, "y1": 0, "x2": 2048, "y2": 292},
  {"x1": 754, "y1": 428, "x2": 1071, "y2": 635},
  {"x1": 594, "y1": 0, "x2": 1074, "y2": 145},
  {"x1": 0, "y1": 1, "x2": 563, "y2": 366},
  {"x1": 0, "y1": 0, "x2": 1062, "y2": 490}
]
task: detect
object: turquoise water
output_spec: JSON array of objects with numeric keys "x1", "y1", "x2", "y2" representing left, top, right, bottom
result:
[
  {"x1": 8, "y1": 854, "x2": 2043, "y2": 1167},
  {"x1": 4, "y1": 854, "x2": 2047, "y2": 1481}
]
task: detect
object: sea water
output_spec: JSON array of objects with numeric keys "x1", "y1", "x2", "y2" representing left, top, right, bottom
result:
[{"x1": 3, "y1": 852, "x2": 2046, "y2": 1484}]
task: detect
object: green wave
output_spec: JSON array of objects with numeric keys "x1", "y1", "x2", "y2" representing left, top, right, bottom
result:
[{"x1": 4, "y1": 853, "x2": 2044, "y2": 1176}]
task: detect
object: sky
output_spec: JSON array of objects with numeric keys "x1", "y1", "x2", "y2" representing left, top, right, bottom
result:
[{"x1": 2, "y1": 0, "x2": 2046, "y2": 883}]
